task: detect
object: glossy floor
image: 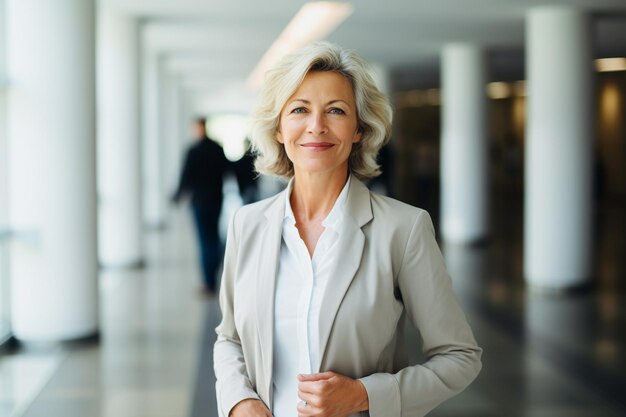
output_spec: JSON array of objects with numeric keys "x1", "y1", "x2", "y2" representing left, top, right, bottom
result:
[{"x1": 0, "y1": 190, "x2": 624, "y2": 417}]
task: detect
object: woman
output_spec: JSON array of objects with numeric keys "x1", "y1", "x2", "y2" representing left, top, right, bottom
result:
[{"x1": 214, "y1": 42, "x2": 482, "y2": 417}]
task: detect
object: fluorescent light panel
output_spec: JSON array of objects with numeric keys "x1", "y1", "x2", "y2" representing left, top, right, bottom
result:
[{"x1": 247, "y1": 1, "x2": 353, "y2": 90}]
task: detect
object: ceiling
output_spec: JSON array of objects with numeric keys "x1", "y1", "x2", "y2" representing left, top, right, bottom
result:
[{"x1": 100, "y1": 0, "x2": 626, "y2": 114}]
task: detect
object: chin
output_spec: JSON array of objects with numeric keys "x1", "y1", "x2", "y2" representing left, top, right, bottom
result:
[{"x1": 296, "y1": 163, "x2": 348, "y2": 177}]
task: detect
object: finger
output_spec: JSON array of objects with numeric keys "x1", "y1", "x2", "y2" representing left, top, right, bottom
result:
[
  {"x1": 298, "y1": 371, "x2": 335, "y2": 381},
  {"x1": 296, "y1": 400, "x2": 315, "y2": 417},
  {"x1": 297, "y1": 389, "x2": 315, "y2": 404},
  {"x1": 297, "y1": 380, "x2": 319, "y2": 395},
  {"x1": 298, "y1": 371, "x2": 338, "y2": 395}
]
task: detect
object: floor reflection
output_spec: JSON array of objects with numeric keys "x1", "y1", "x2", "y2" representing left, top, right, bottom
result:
[{"x1": 0, "y1": 187, "x2": 623, "y2": 417}]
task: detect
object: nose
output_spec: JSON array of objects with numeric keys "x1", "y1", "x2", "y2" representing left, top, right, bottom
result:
[{"x1": 307, "y1": 112, "x2": 328, "y2": 136}]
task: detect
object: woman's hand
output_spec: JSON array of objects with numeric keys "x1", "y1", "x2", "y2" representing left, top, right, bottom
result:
[
  {"x1": 230, "y1": 399, "x2": 272, "y2": 417},
  {"x1": 296, "y1": 371, "x2": 369, "y2": 417}
]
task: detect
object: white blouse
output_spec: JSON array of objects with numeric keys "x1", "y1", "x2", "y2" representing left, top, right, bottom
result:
[{"x1": 271, "y1": 176, "x2": 351, "y2": 417}]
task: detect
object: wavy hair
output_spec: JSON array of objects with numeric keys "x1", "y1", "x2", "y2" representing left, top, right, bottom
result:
[{"x1": 249, "y1": 41, "x2": 392, "y2": 180}]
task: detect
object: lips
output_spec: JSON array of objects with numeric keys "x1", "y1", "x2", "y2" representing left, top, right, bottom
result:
[{"x1": 300, "y1": 142, "x2": 334, "y2": 151}]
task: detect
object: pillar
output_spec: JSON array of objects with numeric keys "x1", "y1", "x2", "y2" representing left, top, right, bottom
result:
[
  {"x1": 0, "y1": 0, "x2": 9, "y2": 336},
  {"x1": 178, "y1": 87, "x2": 192, "y2": 165},
  {"x1": 7, "y1": 0, "x2": 98, "y2": 341},
  {"x1": 0, "y1": 0, "x2": 7, "y2": 229},
  {"x1": 97, "y1": 9, "x2": 143, "y2": 267},
  {"x1": 440, "y1": 44, "x2": 489, "y2": 243},
  {"x1": 174, "y1": 83, "x2": 188, "y2": 190},
  {"x1": 525, "y1": 7, "x2": 593, "y2": 289},
  {"x1": 142, "y1": 53, "x2": 167, "y2": 228},
  {"x1": 162, "y1": 71, "x2": 182, "y2": 197}
]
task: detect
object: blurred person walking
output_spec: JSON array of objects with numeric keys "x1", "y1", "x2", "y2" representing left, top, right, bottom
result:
[{"x1": 172, "y1": 117, "x2": 230, "y2": 295}]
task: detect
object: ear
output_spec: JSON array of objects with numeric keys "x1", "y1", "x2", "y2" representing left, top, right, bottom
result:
[
  {"x1": 276, "y1": 130, "x2": 284, "y2": 144},
  {"x1": 352, "y1": 129, "x2": 362, "y2": 143}
]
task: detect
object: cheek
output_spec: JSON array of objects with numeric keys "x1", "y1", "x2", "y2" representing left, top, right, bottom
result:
[{"x1": 278, "y1": 120, "x2": 303, "y2": 143}]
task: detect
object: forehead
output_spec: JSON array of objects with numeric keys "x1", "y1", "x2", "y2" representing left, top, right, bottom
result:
[{"x1": 291, "y1": 70, "x2": 354, "y2": 98}]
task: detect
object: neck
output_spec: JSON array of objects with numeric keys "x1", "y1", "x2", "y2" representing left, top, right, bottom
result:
[{"x1": 290, "y1": 169, "x2": 349, "y2": 223}]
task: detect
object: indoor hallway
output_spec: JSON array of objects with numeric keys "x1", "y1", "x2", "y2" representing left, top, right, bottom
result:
[
  {"x1": 0, "y1": 203, "x2": 219, "y2": 416},
  {"x1": 1, "y1": 187, "x2": 625, "y2": 417}
]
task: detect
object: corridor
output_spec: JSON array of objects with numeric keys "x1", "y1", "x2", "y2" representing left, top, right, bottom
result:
[
  {"x1": 2, "y1": 1, "x2": 626, "y2": 416},
  {"x1": 1, "y1": 187, "x2": 624, "y2": 417}
]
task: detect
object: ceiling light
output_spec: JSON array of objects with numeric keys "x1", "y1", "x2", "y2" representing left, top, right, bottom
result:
[
  {"x1": 595, "y1": 58, "x2": 626, "y2": 72},
  {"x1": 487, "y1": 82, "x2": 511, "y2": 99},
  {"x1": 247, "y1": 1, "x2": 353, "y2": 90}
]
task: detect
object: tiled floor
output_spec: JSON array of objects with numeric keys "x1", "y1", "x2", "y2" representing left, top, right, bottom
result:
[
  {"x1": 0, "y1": 207, "x2": 211, "y2": 417},
  {"x1": 0, "y1": 188, "x2": 624, "y2": 417},
  {"x1": 0, "y1": 352, "x2": 65, "y2": 416}
]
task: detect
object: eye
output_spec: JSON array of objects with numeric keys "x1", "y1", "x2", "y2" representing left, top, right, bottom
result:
[
  {"x1": 328, "y1": 107, "x2": 346, "y2": 115},
  {"x1": 291, "y1": 107, "x2": 307, "y2": 114}
]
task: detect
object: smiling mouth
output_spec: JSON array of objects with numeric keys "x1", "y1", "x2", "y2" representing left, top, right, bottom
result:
[{"x1": 301, "y1": 142, "x2": 334, "y2": 150}]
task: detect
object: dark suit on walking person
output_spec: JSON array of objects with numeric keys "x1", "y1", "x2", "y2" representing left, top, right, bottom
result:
[
  {"x1": 173, "y1": 117, "x2": 230, "y2": 295},
  {"x1": 234, "y1": 140, "x2": 260, "y2": 205}
]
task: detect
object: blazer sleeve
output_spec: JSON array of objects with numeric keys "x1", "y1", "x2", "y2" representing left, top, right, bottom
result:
[
  {"x1": 213, "y1": 210, "x2": 262, "y2": 416},
  {"x1": 359, "y1": 210, "x2": 482, "y2": 417}
]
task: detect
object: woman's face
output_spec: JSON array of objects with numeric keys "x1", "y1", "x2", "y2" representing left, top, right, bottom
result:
[{"x1": 277, "y1": 71, "x2": 361, "y2": 178}]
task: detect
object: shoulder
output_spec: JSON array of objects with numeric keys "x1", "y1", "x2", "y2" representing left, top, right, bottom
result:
[
  {"x1": 227, "y1": 191, "x2": 284, "y2": 250},
  {"x1": 196, "y1": 137, "x2": 221, "y2": 151},
  {"x1": 364, "y1": 189, "x2": 437, "y2": 247},
  {"x1": 232, "y1": 191, "x2": 284, "y2": 227},
  {"x1": 187, "y1": 141, "x2": 201, "y2": 153},
  {"x1": 369, "y1": 190, "x2": 429, "y2": 226},
  {"x1": 347, "y1": 178, "x2": 431, "y2": 233}
]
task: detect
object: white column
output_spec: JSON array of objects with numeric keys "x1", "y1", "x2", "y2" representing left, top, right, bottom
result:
[
  {"x1": 179, "y1": 88, "x2": 192, "y2": 163},
  {"x1": 174, "y1": 84, "x2": 188, "y2": 189},
  {"x1": 0, "y1": 0, "x2": 9, "y2": 338},
  {"x1": 0, "y1": 0, "x2": 7, "y2": 228},
  {"x1": 525, "y1": 7, "x2": 593, "y2": 289},
  {"x1": 440, "y1": 44, "x2": 489, "y2": 243},
  {"x1": 97, "y1": 9, "x2": 143, "y2": 267},
  {"x1": 7, "y1": 0, "x2": 98, "y2": 341},
  {"x1": 162, "y1": 71, "x2": 181, "y2": 198},
  {"x1": 142, "y1": 53, "x2": 167, "y2": 228}
]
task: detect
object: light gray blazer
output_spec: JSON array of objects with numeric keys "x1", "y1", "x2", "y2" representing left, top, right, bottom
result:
[{"x1": 214, "y1": 177, "x2": 482, "y2": 417}]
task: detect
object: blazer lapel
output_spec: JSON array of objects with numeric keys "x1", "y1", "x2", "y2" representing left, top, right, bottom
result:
[
  {"x1": 317, "y1": 178, "x2": 373, "y2": 370},
  {"x1": 255, "y1": 190, "x2": 285, "y2": 404}
]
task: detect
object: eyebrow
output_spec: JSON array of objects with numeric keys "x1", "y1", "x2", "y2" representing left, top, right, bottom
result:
[{"x1": 289, "y1": 99, "x2": 351, "y2": 106}]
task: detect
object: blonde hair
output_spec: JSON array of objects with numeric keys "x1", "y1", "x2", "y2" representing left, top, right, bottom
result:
[{"x1": 249, "y1": 41, "x2": 392, "y2": 180}]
